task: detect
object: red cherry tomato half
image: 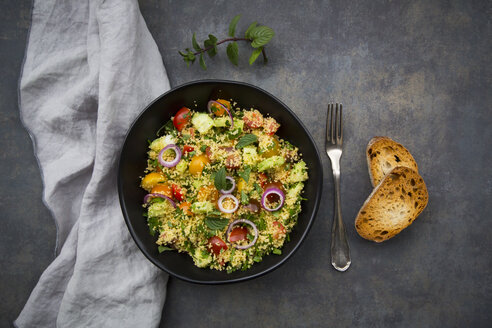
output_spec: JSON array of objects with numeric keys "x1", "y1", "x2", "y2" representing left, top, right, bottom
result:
[
  {"x1": 207, "y1": 236, "x2": 228, "y2": 256},
  {"x1": 172, "y1": 184, "x2": 185, "y2": 202},
  {"x1": 183, "y1": 145, "x2": 194, "y2": 155},
  {"x1": 173, "y1": 107, "x2": 191, "y2": 132},
  {"x1": 258, "y1": 173, "x2": 268, "y2": 188},
  {"x1": 243, "y1": 111, "x2": 264, "y2": 128},
  {"x1": 273, "y1": 221, "x2": 286, "y2": 239},
  {"x1": 229, "y1": 227, "x2": 249, "y2": 242}
]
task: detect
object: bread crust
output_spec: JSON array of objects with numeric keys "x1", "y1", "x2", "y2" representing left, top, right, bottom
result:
[
  {"x1": 355, "y1": 166, "x2": 428, "y2": 242},
  {"x1": 366, "y1": 137, "x2": 419, "y2": 187}
]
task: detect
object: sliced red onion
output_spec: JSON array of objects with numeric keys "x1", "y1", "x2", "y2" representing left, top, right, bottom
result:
[
  {"x1": 207, "y1": 100, "x2": 234, "y2": 129},
  {"x1": 226, "y1": 219, "x2": 258, "y2": 250},
  {"x1": 217, "y1": 194, "x2": 239, "y2": 213},
  {"x1": 220, "y1": 176, "x2": 235, "y2": 194},
  {"x1": 158, "y1": 144, "x2": 181, "y2": 168},
  {"x1": 261, "y1": 187, "x2": 285, "y2": 211},
  {"x1": 143, "y1": 193, "x2": 176, "y2": 208}
]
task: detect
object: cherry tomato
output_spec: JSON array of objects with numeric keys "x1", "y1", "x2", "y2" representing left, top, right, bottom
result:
[
  {"x1": 273, "y1": 221, "x2": 286, "y2": 239},
  {"x1": 244, "y1": 199, "x2": 261, "y2": 213},
  {"x1": 189, "y1": 154, "x2": 209, "y2": 175},
  {"x1": 229, "y1": 227, "x2": 249, "y2": 242},
  {"x1": 183, "y1": 145, "x2": 194, "y2": 155},
  {"x1": 178, "y1": 201, "x2": 192, "y2": 216},
  {"x1": 173, "y1": 107, "x2": 191, "y2": 132},
  {"x1": 172, "y1": 184, "x2": 185, "y2": 201},
  {"x1": 263, "y1": 117, "x2": 280, "y2": 135},
  {"x1": 225, "y1": 153, "x2": 241, "y2": 169},
  {"x1": 150, "y1": 184, "x2": 173, "y2": 198},
  {"x1": 264, "y1": 181, "x2": 284, "y2": 203},
  {"x1": 197, "y1": 185, "x2": 219, "y2": 203},
  {"x1": 205, "y1": 146, "x2": 213, "y2": 161},
  {"x1": 261, "y1": 138, "x2": 280, "y2": 158},
  {"x1": 243, "y1": 111, "x2": 264, "y2": 128},
  {"x1": 207, "y1": 236, "x2": 227, "y2": 256},
  {"x1": 141, "y1": 172, "x2": 166, "y2": 191},
  {"x1": 258, "y1": 173, "x2": 268, "y2": 188}
]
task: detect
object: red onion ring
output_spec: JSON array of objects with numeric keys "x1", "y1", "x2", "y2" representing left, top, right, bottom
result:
[
  {"x1": 261, "y1": 187, "x2": 285, "y2": 211},
  {"x1": 143, "y1": 193, "x2": 176, "y2": 208},
  {"x1": 158, "y1": 144, "x2": 181, "y2": 168},
  {"x1": 220, "y1": 176, "x2": 235, "y2": 194},
  {"x1": 217, "y1": 194, "x2": 239, "y2": 213},
  {"x1": 207, "y1": 100, "x2": 234, "y2": 129},
  {"x1": 226, "y1": 219, "x2": 258, "y2": 249}
]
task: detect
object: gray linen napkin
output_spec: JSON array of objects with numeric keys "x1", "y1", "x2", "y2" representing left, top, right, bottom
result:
[{"x1": 15, "y1": 0, "x2": 170, "y2": 326}]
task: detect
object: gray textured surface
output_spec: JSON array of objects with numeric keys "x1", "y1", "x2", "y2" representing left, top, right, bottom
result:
[{"x1": 1, "y1": 0, "x2": 491, "y2": 327}]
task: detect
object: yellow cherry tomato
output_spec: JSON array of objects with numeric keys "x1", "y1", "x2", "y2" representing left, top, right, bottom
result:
[
  {"x1": 261, "y1": 138, "x2": 280, "y2": 158},
  {"x1": 237, "y1": 178, "x2": 247, "y2": 193},
  {"x1": 141, "y1": 172, "x2": 166, "y2": 191},
  {"x1": 197, "y1": 185, "x2": 219, "y2": 203},
  {"x1": 189, "y1": 154, "x2": 209, "y2": 175},
  {"x1": 150, "y1": 184, "x2": 173, "y2": 198}
]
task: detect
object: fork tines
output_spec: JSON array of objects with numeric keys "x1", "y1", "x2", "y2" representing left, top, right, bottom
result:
[{"x1": 326, "y1": 103, "x2": 343, "y2": 145}]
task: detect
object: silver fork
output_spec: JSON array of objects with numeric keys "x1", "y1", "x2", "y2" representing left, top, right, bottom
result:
[{"x1": 326, "y1": 103, "x2": 351, "y2": 271}]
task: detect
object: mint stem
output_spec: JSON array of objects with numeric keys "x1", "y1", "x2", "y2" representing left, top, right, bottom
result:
[{"x1": 193, "y1": 37, "x2": 251, "y2": 56}]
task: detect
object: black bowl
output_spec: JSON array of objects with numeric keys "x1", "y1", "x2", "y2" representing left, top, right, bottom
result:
[{"x1": 118, "y1": 80, "x2": 322, "y2": 284}]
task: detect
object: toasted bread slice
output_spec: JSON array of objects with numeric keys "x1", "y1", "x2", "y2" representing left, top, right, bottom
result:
[
  {"x1": 355, "y1": 166, "x2": 428, "y2": 242},
  {"x1": 366, "y1": 137, "x2": 419, "y2": 187}
]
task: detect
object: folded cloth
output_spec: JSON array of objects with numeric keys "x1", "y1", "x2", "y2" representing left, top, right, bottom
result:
[{"x1": 15, "y1": 0, "x2": 170, "y2": 326}]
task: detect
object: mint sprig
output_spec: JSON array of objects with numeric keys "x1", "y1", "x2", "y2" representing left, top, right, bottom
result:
[{"x1": 180, "y1": 15, "x2": 275, "y2": 70}]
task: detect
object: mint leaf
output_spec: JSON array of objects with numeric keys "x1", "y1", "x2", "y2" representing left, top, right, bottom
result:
[
  {"x1": 249, "y1": 26, "x2": 274, "y2": 48},
  {"x1": 228, "y1": 15, "x2": 241, "y2": 37},
  {"x1": 204, "y1": 217, "x2": 229, "y2": 230},
  {"x1": 158, "y1": 245, "x2": 173, "y2": 253},
  {"x1": 238, "y1": 166, "x2": 251, "y2": 182},
  {"x1": 214, "y1": 167, "x2": 227, "y2": 190},
  {"x1": 192, "y1": 33, "x2": 201, "y2": 51},
  {"x1": 235, "y1": 134, "x2": 258, "y2": 149},
  {"x1": 199, "y1": 54, "x2": 207, "y2": 70},
  {"x1": 204, "y1": 34, "x2": 218, "y2": 57},
  {"x1": 249, "y1": 47, "x2": 263, "y2": 65},
  {"x1": 245, "y1": 22, "x2": 258, "y2": 38},
  {"x1": 241, "y1": 190, "x2": 249, "y2": 205},
  {"x1": 226, "y1": 42, "x2": 239, "y2": 66}
]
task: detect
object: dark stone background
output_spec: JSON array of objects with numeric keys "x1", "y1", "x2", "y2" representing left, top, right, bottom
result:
[{"x1": 1, "y1": 0, "x2": 490, "y2": 327}]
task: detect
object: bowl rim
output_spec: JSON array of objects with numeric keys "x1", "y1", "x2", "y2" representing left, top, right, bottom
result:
[{"x1": 118, "y1": 79, "x2": 323, "y2": 284}]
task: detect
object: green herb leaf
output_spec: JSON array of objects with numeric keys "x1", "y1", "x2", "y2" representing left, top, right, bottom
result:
[
  {"x1": 226, "y1": 42, "x2": 239, "y2": 66},
  {"x1": 249, "y1": 47, "x2": 263, "y2": 65},
  {"x1": 200, "y1": 144, "x2": 208, "y2": 152},
  {"x1": 228, "y1": 15, "x2": 241, "y2": 37},
  {"x1": 199, "y1": 53, "x2": 207, "y2": 70},
  {"x1": 245, "y1": 22, "x2": 258, "y2": 38},
  {"x1": 253, "y1": 255, "x2": 262, "y2": 262},
  {"x1": 204, "y1": 217, "x2": 229, "y2": 230},
  {"x1": 148, "y1": 217, "x2": 160, "y2": 236},
  {"x1": 192, "y1": 33, "x2": 201, "y2": 51},
  {"x1": 158, "y1": 245, "x2": 173, "y2": 253},
  {"x1": 241, "y1": 190, "x2": 249, "y2": 205},
  {"x1": 214, "y1": 167, "x2": 227, "y2": 190},
  {"x1": 156, "y1": 120, "x2": 175, "y2": 136},
  {"x1": 254, "y1": 182, "x2": 262, "y2": 195},
  {"x1": 249, "y1": 26, "x2": 275, "y2": 48},
  {"x1": 238, "y1": 166, "x2": 251, "y2": 182},
  {"x1": 272, "y1": 248, "x2": 282, "y2": 255},
  {"x1": 204, "y1": 34, "x2": 218, "y2": 57},
  {"x1": 235, "y1": 134, "x2": 258, "y2": 149}
]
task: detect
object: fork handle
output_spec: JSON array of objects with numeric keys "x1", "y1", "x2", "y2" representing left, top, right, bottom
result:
[{"x1": 331, "y1": 170, "x2": 351, "y2": 271}]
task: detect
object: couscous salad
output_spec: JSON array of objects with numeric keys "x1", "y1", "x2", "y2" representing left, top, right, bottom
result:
[{"x1": 140, "y1": 99, "x2": 308, "y2": 272}]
